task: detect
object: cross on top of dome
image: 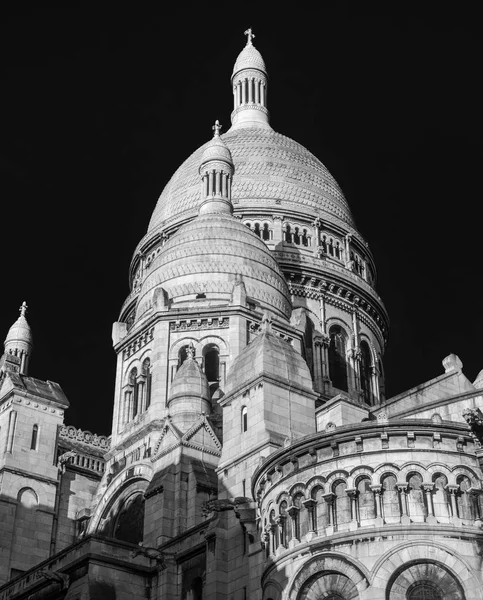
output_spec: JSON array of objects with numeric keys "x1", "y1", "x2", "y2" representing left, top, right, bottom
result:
[
  {"x1": 19, "y1": 301, "x2": 28, "y2": 317},
  {"x1": 244, "y1": 28, "x2": 255, "y2": 46}
]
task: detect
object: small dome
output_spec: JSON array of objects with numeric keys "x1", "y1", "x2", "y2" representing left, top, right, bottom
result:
[
  {"x1": 232, "y1": 42, "x2": 266, "y2": 78},
  {"x1": 136, "y1": 213, "x2": 292, "y2": 323},
  {"x1": 4, "y1": 303, "x2": 33, "y2": 352},
  {"x1": 169, "y1": 353, "x2": 210, "y2": 404},
  {"x1": 200, "y1": 123, "x2": 234, "y2": 171}
]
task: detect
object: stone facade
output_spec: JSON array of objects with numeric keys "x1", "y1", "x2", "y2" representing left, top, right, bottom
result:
[{"x1": 1, "y1": 32, "x2": 483, "y2": 600}]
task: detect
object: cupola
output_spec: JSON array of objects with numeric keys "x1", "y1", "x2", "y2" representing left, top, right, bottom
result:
[
  {"x1": 199, "y1": 120, "x2": 234, "y2": 215},
  {"x1": 230, "y1": 28, "x2": 270, "y2": 130},
  {"x1": 2, "y1": 302, "x2": 33, "y2": 375}
]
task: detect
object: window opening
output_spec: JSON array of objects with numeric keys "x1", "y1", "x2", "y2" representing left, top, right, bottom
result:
[
  {"x1": 30, "y1": 424, "x2": 38, "y2": 450},
  {"x1": 328, "y1": 325, "x2": 348, "y2": 391}
]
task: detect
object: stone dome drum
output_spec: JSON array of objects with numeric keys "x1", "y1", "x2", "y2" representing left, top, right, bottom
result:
[
  {"x1": 147, "y1": 127, "x2": 356, "y2": 236},
  {"x1": 136, "y1": 212, "x2": 292, "y2": 322}
]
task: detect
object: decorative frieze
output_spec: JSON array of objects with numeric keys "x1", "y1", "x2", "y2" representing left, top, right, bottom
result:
[
  {"x1": 123, "y1": 327, "x2": 155, "y2": 359},
  {"x1": 59, "y1": 425, "x2": 110, "y2": 450},
  {"x1": 170, "y1": 317, "x2": 229, "y2": 332}
]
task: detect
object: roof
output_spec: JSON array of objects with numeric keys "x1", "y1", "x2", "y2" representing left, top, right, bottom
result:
[
  {"x1": 0, "y1": 371, "x2": 69, "y2": 408},
  {"x1": 232, "y1": 42, "x2": 266, "y2": 77},
  {"x1": 147, "y1": 127, "x2": 355, "y2": 235}
]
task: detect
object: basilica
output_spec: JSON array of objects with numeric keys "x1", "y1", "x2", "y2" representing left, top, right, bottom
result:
[{"x1": 1, "y1": 31, "x2": 483, "y2": 600}]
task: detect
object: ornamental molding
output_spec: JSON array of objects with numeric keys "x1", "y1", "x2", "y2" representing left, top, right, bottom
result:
[
  {"x1": 123, "y1": 327, "x2": 154, "y2": 359},
  {"x1": 170, "y1": 317, "x2": 229, "y2": 332},
  {"x1": 59, "y1": 425, "x2": 110, "y2": 451}
]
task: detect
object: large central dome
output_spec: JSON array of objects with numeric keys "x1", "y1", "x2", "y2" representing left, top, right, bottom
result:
[{"x1": 148, "y1": 128, "x2": 355, "y2": 235}]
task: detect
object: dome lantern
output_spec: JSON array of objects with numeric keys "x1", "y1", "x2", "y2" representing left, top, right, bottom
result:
[
  {"x1": 3, "y1": 301, "x2": 33, "y2": 375},
  {"x1": 199, "y1": 121, "x2": 234, "y2": 216},
  {"x1": 230, "y1": 29, "x2": 270, "y2": 130}
]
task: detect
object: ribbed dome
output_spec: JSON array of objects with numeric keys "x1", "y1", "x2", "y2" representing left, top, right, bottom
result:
[
  {"x1": 148, "y1": 127, "x2": 355, "y2": 234},
  {"x1": 136, "y1": 212, "x2": 292, "y2": 323},
  {"x1": 5, "y1": 314, "x2": 33, "y2": 349},
  {"x1": 169, "y1": 355, "x2": 210, "y2": 404},
  {"x1": 232, "y1": 43, "x2": 266, "y2": 77}
]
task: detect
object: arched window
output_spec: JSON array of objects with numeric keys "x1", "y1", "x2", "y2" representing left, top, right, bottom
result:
[
  {"x1": 114, "y1": 493, "x2": 145, "y2": 545},
  {"x1": 262, "y1": 223, "x2": 270, "y2": 241},
  {"x1": 333, "y1": 480, "x2": 350, "y2": 526},
  {"x1": 30, "y1": 424, "x2": 38, "y2": 450},
  {"x1": 360, "y1": 341, "x2": 373, "y2": 405},
  {"x1": 293, "y1": 227, "x2": 300, "y2": 245},
  {"x1": 457, "y1": 475, "x2": 478, "y2": 521},
  {"x1": 293, "y1": 493, "x2": 308, "y2": 540},
  {"x1": 279, "y1": 501, "x2": 289, "y2": 545},
  {"x1": 432, "y1": 474, "x2": 450, "y2": 522},
  {"x1": 381, "y1": 474, "x2": 400, "y2": 523},
  {"x1": 241, "y1": 406, "x2": 248, "y2": 432},
  {"x1": 407, "y1": 472, "x2": 426, "y2": 522},
  {"x1": 357, "y1": 476, "x2": 375, "y2": 522},
  {"x1": 407, "y1": 582, "x2": 443, "y2": 600},
  {"x1": 302, "y1": 229, "x2": 309, "y2": 247},
  {"x1": 254, "y1": 223, "x2": 261, "y2": 238},
  {"x1": 321, "y1": 235, "x2": 328, "y2": 253},
  {"x1": 178, "y1": 345, "x2": 189, "y2": 368},
  {"x1": 335, "y1": 241, "x2": 341, "y2": 258},
  {"x1": 142, "y1": 358, "x2": 152, "y2": 410},
  {"x1": 328, "y1": 325, "x2": 348, "y2": 392},
  {"x1": 269, "y1": 509, "x2": 278, "y2": 552},
  {"x1": 285, "y1": 225, "x2": 292, "y2": 243},
  {"x1": 312, "y1": 486, "x2": 327, "y2": 533},
  {"x1": 203, "y1": 344, "x2": 219, "y2": 384},
  {"x1": 130, "y1": 368, "x2": 139, "y2": 418},
  {"x1": 328, "y1": 238, "x2": 334, "y2": 256}
]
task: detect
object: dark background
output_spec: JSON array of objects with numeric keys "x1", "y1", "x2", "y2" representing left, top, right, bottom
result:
[{"x1": 1, "y1": 6, "x2": 481, "y2": 435}]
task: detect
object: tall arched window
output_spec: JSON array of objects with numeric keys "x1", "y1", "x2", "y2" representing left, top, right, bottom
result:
[
  {"x1": 114, "y1": 493, "x2": 145, "y2": 545},
  {"x1": 381, "y1": 474, "x2": 400, "y2": 523},
  {"x1": 312, "y1": 486, "x2": 327, "y2": 533},
  {"x1": 333, "y1": 481, "x2": 350, "y2": 526},
  {"x1": 328, "y1": 325, "x2": 348, "y2": 392},
  {"x1": 432, "y1": 474, "x2": 451, "y2": 522},
  {"x1": 285, "y1": 225, "x2": 292, "y2": 243},
  {"x1": 279, "y1": 501, "x2": 289, "y2": 546},
  {"x1": 269, "y1": 509, "x2": 278, "y2": 552},
  {"x1": 293, "y1": 493, "x2": 308, "y2": 540},
  {"x1": 262, "y1": 223, "x2": 270, "y2": 241},
  {"x1": 178, "y1": 345, "x2": 189, "y2": 369},
  {"x1": 360, "y1": 341, "x2": 373, "y2": 405},
  {"x1": 357, "y1": 476, "x2": 375, "y2": 521},
  {"x1": 457, "y1": 475, "x2": 478, "y2": 521},
  {"x1": 203, "y1": 344, "x2": 219, "y2": 384},
  {"x1": 241, "y1": 406, "x2": 248, "y2": 432},
  {"x1": 30, "y1": 424, "x2": 38, "y2": 450},
  {"x1": 130, "y1": 368, "x2": 139, "y2": 418},
  {"x1": 407, "y1": 472, "x2": 426, "y2": 522},
  {"x1": 142, "y1": 358, "x2": 152, "y2": 409}
]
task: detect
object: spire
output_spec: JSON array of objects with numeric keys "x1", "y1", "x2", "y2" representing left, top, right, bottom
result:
[
  {"x1": 198, "y1": 121, "x2": 235, "y2": 215},
  {"x1": 2, "y1": 301, "x2": 33, "y2": 375},
  {"x1": 231, "y1": 29, "x2": 270, "y2": 130}
]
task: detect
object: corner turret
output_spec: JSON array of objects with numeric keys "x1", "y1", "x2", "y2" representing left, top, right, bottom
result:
[{"x1": 1, "y1": 302, "x2": 33, "y2": 375}]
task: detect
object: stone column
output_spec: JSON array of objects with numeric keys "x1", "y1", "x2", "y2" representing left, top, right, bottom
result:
[
  {"x1": 272, "y1": 215, "x2": 284, "y2": 245},
  {"x1": 241, "y1": 79, "x2": 246, "y2": 104},
  {"x1": 370, "y1": 484, "x2": 384, "y2": 527},
  {"x1": 346, "y1": 488, "x2": 358, "y2": 531},
  {"x1": 255, "y1": 79, "x2": 260, "y2": 104},
  {"x1": 344, "y1": 233, "x2": 352, "y2": 268},
  {"x1": 260, "y1": 82, "x2": 266, "y2": 107},
  {"x1": 323, "y1": 493, "x2": 335, "y2": 534},
  {"x1": 6, "y1": 410, "x2": 17, "y2": 453},
  {"x1": 397, "y1": 484, "x2": 410, "y2": 525},
  {"x1": 446, "y1": 484, "x2": 461, "y2": 526},
  {"x1": 371, "y1": 364, "x2": 380, "y2": 404},
  {"x1": 276, "y1": 516, "x2": 286, "y2": 548},
  {"x1": 423, "y1": 483, "x2": 437, "y2": 524},
  {"x1": 248, "y1": 77, "x2": 253, "y2": 103}
]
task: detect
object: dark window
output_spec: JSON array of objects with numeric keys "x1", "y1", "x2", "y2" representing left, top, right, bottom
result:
[
  {"x1": 178, "y1": 346, "x2": 189, "y2": 369},
  {"x1": 262, "y1": 223, "x2": 270, "y2": 240},
  {"x1": 360, "y1": 341, "x2": 373, "y2": 404},
  {"x1": 293, "y1": 227, "x2": 300, "y2": 245},
  {"x1": 143, "y1": 358, "x2": 152, "y2": 409},
  {"x1": 285, "y1": 225, "x2": 292, "y2": 243},
  {"x1": 204, "y1": 345, "x2": 219, "y2": 383},
  {"x1": 114, "y1": 493, "x2": 145, "y2": 545},
  {"x1": 30, "y1": 424, "x2": 38, "y2": 450},
  {"x1": 242, "y1": 406, "x2": 248, "y2": 432},
  {"x1": 254, "y1": 223, "x2": 261, "y2": 237},
  {"x1": 328, "y1": 325, "x2": 348, "y2": 391},
  {"x1": 130, "y1": 368, "x2": 139, "y2": 417},
  {"x1": 407, "y1": 582, "x2": 443, "y2": 600}
]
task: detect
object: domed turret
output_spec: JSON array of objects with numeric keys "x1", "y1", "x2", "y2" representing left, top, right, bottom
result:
[
  {"x1": 231, "y1": 28, "x2": 270, "y2": 130},
  {"x1": 167, "y1": 345, "x2": 211, "y2": 430},
  {"x1": 3, "y1": 302, "x2": 33, "y2": 375}
]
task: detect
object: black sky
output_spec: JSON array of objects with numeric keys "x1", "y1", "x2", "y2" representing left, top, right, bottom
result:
[{"x1": 1, "y1": 6, "x2": 481, "y2": 435}]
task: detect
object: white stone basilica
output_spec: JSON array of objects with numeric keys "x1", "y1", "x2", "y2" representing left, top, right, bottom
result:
[{"x1": 2, "y1": 30, "x2": 483, "y2": 600}]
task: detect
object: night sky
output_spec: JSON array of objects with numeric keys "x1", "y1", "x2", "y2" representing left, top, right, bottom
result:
[{"x1": 1, "y1": 6, "x2": 481, "y2": 435}]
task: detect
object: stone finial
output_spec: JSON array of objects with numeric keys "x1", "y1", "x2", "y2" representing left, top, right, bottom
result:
[
  {"x1": 244, "y1": 27, "x2": 255, "y2": 46},
  {"x1": 260, "y1": 312, "x2": 272, "y2": 333},
  {"x1": 212, "y1": 120, "x2": 222, "y2": 138},
  {"x1": 442, "y1": 353, "x2": 463, "y2": 373},
  {"x1": 19, "y1": 301, "x2": 28, "y2": 317}
]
